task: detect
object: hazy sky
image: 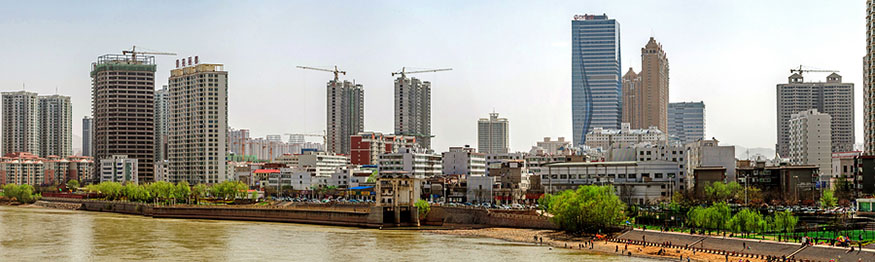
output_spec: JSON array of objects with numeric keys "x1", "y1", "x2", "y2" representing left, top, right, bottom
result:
[{"x1": 0, "y1": 1, "x2": 866, "y2": 153}]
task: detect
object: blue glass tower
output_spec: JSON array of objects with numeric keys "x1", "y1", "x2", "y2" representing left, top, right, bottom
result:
[{"x1": 571, "y1": 14, "x2": 621, "y2": 146}]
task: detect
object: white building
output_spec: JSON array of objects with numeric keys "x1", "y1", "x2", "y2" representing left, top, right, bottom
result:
[
  {"x1": 441, "y1": 145, "x2": 487, "y2": 177},
  {"x1": 282, "y1": 151, "x2": 349, "y2": 178},
  {"x1": 100, "y1": 155, "x2": 138, "y2": 183},
  {"x1": 789, "y1": 109, "x2": 833, "y2": 184},
  {"x1": 467, "y1": 175, "x2": 498, "y2": 204},
  {"x1": 378, "y1": 147, "x2": 441, "y2": 177},
  {"x1": 685, "y1": 138, "x2": 736, "y2": 186},
  {"x1": 477, "y1": 112, "x2": 509, "y2": 154},
  {"x1": 585, "y1": 123, "x2": 666, "y2": 150},
  {"x1": 168, "y1": 61, "x2": 228, "y2": 184},
  {"x1": 38, "y1": 94, "x2": 72, "y2": 158},
  {"x1": 529, "y1": 137, "x2": 574, "y2": 155},
  {"x1": 543, "y1": 160, "x2": 679, "y2": 205},
  {"x1": 2, "y1": 91, "x2": 40, "y2": 156}
]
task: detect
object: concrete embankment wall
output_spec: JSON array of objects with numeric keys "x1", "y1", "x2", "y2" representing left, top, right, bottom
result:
[{"x1": 425, "y1": 206, "x2": 558, "y2": 230}]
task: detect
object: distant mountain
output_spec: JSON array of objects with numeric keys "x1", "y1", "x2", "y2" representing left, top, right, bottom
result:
[{"x1": 733, "y1": 146, "x2": 774, "y2": 160}]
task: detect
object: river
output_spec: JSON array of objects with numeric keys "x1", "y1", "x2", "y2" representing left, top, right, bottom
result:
[{"x1": 0, "y1": 206, "x2": 659, "y2": 261}]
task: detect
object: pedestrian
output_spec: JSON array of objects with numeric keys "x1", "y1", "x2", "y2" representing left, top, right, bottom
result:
[
  {"x1": 624, "y1": 244, "x2": 627, "y2": 250},
  {"x1": 533, "y1": 235, "x2": 537, "y2": 243},
  {"x1": 615, "y1": 245, "x2": 618, "y2": 252},
  {"x1": 743, "y1": 242, "x2": 746, "y2": 250},
  {"x1": 539, "y1": 237, "x2": 543, "y2": 244}
]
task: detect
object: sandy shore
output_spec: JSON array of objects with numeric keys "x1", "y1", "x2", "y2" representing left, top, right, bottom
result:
[{"x1": 426, "y1": 227, "x2": 767, "y2": 262}]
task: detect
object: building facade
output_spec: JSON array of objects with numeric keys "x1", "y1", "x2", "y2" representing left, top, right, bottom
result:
[
  {"x1": 441, "y1": 145, "x2": 487, "y2": 177},
  {"x1": 571, "y1": 14, "x2": 621, "y2": 146},
  {"x1": 394, "y1": 76, "x2": 432, "y2": 149},
  {"x1": 686, "y1": 138, "x2": 736, "y2": 183},
  {"x1": 1, "y1": 91, "x2": 39, "y2": 156},
  {"x1": 91, "y1": 54, "x2": 156, "y2": 182},
  {"x1": 668, "y1": 102, "x2": 705, "y2": 145},
  {"x1": 38, "y1": 95, "x2": 72, "y2": 157},
  {"x1": 82, "y1": 116, "x2": 92, "y2": 157},
  {"x1": 350, "y1": 131, "x2": 417, "y2": 165},
  {"x1": 788, "y1": 109, "x2": 832, "y2": 184},
  {"x1": 99, "y1": 155, "x2": 138, "y2": 183},
  {"x1": 167, "y1": 61, "x2": 228, "y2": 184},
  {"x1": 866, "y1": 0, "x2": 875, "y2": 154},
  {"x1": 326, "y1": 80, "x2": 364, "y2": 155},
  {"x1": 776, "y1": 73, "x2": 854, "y2": 156},
  {"x1": 477, "y1": 112, "x2": 509, "y2": 154},
  {"x1": 584, "y1": 123, "x2": 666, "y2": 149},
  {"x1": 378, "y1": 147, "x2": 441, "y2": 178},
  {"x1": 155, "y1": 85, "x2": 169, "y2": 162},
  {"x1": 543, "y1": 161, "x2": 679, "y2": 205},
  {"x1": 623, "y1": 37, "x2": 669, "y2": 132}
]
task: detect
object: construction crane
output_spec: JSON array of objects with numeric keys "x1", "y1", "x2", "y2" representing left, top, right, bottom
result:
[
  {"x1": 391, "y1": 67, "x2": 452, "y2": 79},
  {"x1": 122, "y1": 45, "x2": 176, "y2": 61},
  {"x1": 297, "y1": 66, "x2": 346, "y2": 82},
  {"x1": 790, "y1": 65, "x2": 838, "y2": 76}
]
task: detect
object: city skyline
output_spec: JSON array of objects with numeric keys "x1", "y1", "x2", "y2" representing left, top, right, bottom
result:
[{"x1": 0, "y1": 1, "x2": 866, "y2": 153}]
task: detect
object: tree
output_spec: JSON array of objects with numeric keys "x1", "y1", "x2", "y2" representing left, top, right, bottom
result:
[
  {"x1": 541, "y1": 185, "x2": 626, "y2": 233},
  {"x1": 415, "y1": 199, "x2": 430, "y2": 219},
  {"x1": 174, "y1": 182, "x2": 191, "y2": 204},
  {"x1": 705, "y1": 182, "x2": 743, "y2": 203},
  {"x1": 2, "y1": 184, "x2": 37, "y2": 203},
  {"x1": 821, "y1": 189, "x2": 837, "y2": 208},
  {"x1": 192, "y1": 184, "x2": 208, "y2": 204},
  {"x1": 366, "y1": 170, "x2": 378, "y2": 183},
  {"x1": 66, "y1": 180, "x2": 80, "y2": 191},
  {"x1": 727, "y1": 208, "x2": 764, "y2": 237},
  {"x1": 833, "y1": 177, "x2": 854, "y2": 204},
  {"x1": 773, "y1": 210, "x2": 798, "y2": 238}
]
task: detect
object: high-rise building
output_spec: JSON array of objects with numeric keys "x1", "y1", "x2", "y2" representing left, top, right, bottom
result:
[
  {"x1": 38, "y1": 95, "x2": 72, "y2": 157},
  {"x1": 326, "y1": 80, "x2": 364, "y2": 155},
  {"x1": 394, "y1": 76, "x2": 432, "y2": 149},
  {"x1": 621, "y1": 68, "x2": 640, "y2": 125},
  {"x1": 776, "y1": 73, "x2": 854, "y2": 156},
  {"x1": 571, "y1": 14, "x2": 621, "y2": 146},
  {"x1": 168, "y1": 60, "x2": 228, "y2": 184},
  {"x1": 866, "y1": 0, "x2": 875, "y2": 154},
  {"x1": 1, "y1": 91, "x2": 39, "y2": 156},
  {"x1": 788, "y1": 109, "x2": 832, "y2": 184},
  {"x1": 623, "y1": 37, "x2": 669, "y2": 131},
  {"x1": 668, "y1": 102, "x2": 705, "y2": 145},
  {"x1": 155, "y1": 85, "x2": 169, "y2": 161},
  {"x1": 91, "y1": 54, "x2": 156, "y2": 183},
  {"x1": 477, "y1": 112, "x2": 509, "y2": 154},
  {"x1": 82, "y1": 116, "x2": 92, "y2": 157}
]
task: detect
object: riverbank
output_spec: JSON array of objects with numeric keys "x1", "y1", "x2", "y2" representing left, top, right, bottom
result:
[{"x1": 426, "y1": 228, "x2": 764, "y2": 262}]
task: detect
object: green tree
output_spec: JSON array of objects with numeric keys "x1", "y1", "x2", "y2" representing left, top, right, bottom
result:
[
  {"x1": 773, "y1": 210, "x2": 798, "y2": 238},
  {"x1": 415, "y1": 199, "x2": 430, "y2": 219},
  {"x1": 541, "y1": 185, "x2": 626, "y2": 234},
  {"x1": 66, "y1": 180, "x2": 80, "y2": 191},
  {"x1": 192, "y1": 184, "x2": 208, "y2": 204},
  {"x1": 174, "y1": 182, "x2": 191, "y2": 204},
  {"x1": 821, "y1": 189, "x2": 837, "y2": 208},
  {"x1": 727, "y1": 208, "x2": 764, "y2": 237},
  {"x1": 705, "y1": 182, "x2": 743, "y2": 203},
  {"x1": 2, "y1": 184, "x2": 37, "y2": 203}
]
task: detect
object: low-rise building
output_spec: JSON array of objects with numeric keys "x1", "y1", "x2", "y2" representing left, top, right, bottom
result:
[
  {"x1": 736, "y1": 162, "x2": 820, "y2": 204},
  {"x1": 542, "y1": 161, "x2": 679, "y2": 205},
  {"x1": 584, "y1": 123, "x2": 666, "y2": 150},
  {"x1": 529, "y1": 137, "x2": 575, "y2": 155},
  {"x1": 441, "y1": 145, "x2": 487, "y2": 177},
  {"x1": 350, "y1": 131, "x2": 417, "y2": 165},
  {"x1": 378, "y1": 147, "x2": 441, "y2": 178},
  {"x1": 686, "y1": 138, "x2": 736, "y2": 186},
  {"x1": 99, "y1": 155, "x2": 138, "y2": 183}
]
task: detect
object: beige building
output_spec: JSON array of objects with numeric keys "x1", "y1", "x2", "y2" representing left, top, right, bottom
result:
[
  {"x1": 167, "y1": 60, "x2": 228, "y2": 184},
  {"x1": 788, "y1": 109, "x2": 832, "y2": 184},
  {"x1": 622, "y1": 37, "x2": 669, "y2": 132},
  {"x1": 326, "y1": 80, "x2": 363, "y2": 155},
  {"x1": 584, "y1": 122, "x2": 666, "y2": 150},
  {"x1": 38, "y1": 95, "x2": 72, "y2": 157},
  {"x1": 867, "y1": 0, "x2": 875, "y2": 154},
  {"x1": 1, "y1": 91, "x2": 40, "y2": 156}
]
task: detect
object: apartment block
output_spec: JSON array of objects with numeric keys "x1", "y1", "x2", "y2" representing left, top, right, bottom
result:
[
  {"x1": 477, "y1": 112, "x2": 509, "y2": 154},
  {"x1": 788, "y1": 109, "x2": 832, "y2": 185},
  {"x1": 1, "y1": 91, "x2": 39, "y2": 156},
  {"x1": 776, "y1": 73, "x2": 853, "y2": 156},
  {"x1": 350, "y1": 131, "x2": 417, "y2": 165},
  {"x1": 395, "y1": 76, "x2": 432, "y2": 149},
  {"x1": 99, "y1": 155, "x2": 138, "y2": 183},
  {"x1": 441, "y1": 145, "x2": 487, "y2": 177},
  {"x1": 584, "y1": 122, "x2": 666, "y2": 149},
  {"x1": 38, "y1": 95, "x2": 72, "y2": 157},
  {"x1": 326, "y1": 80, "x2": 364, "y2": 155}
]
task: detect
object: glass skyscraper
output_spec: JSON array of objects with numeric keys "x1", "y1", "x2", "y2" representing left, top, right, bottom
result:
[
  {"x1": 668, "y1": 102, "x2": 705, "y2": 145},
  {"x1": 571, "y1": 14, "x2": 621, "y2": 146}
]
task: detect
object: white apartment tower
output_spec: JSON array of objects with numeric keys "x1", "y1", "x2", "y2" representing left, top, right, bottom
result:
[
  {"x1": 477, "y1": 112, "x2": 509, "y2": 154},
  {"x1": 394, "y1": 76, "x2": 432, "y2": 149},
  {"x1": 2, "y1": 91, "x2": 40, "y2": 156},
  {"x1": 38, "y1": 95, "x2": 72, "y2": 157},
  {"x1": 326, "y1": 80, "x2": 363, "y2": 154},
  {"x1": 167, "y1": 59, "x2": 228, "y2": 184},
  {"x1": 788, "y1": 109, "x2": 832, "y2": 183},
  {"x1": 155, "y1": 85, "x2": 170, "y2": 161}
]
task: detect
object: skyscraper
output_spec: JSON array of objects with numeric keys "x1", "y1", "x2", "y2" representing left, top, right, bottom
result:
[
  {"x1": 394, "y1": 76, "x2": 432, "y2": 149},
  {"x1": 621, "y1": 68, "x2": 640, "y2": 125},
  {"x1": 477, "y1": 112, "x2": 509, "y2": 154},
  {"x1": 776, "y1": 73, "x2": 854, "y2": 156},
  {"x1": 866, "y1": 0, "x2": 875, "y2": 154},
  {"x1": 326, "y1": 80, "x2": 363, "y2": 155},
  {"x1": 155, "y1": 85, "x2": 169, "y2": 161},
  {"x1": 82, "y1": 116, "x2": 92, "y2": 157},
  {"x1": 622, "y1": 37, "x2": 669, "y2": 132},
  {"x1": 1, "y1": 91, "x2": 39, "y2": 156},
  {"x1": 38, "y1": 94, "x2": 72, "y2": 157},
  {"x1": 572, "y1": 14, "x2": 621, "y2": 146},
  {"x1": 168, "y1": 60, "x2": 228, "y2": 184},
  {"x1": 668, "y1": 102, "x2": 705, "y2": 145},
  {"x1": 91, "y1": 54, "x2": 156, "y2": 183}
]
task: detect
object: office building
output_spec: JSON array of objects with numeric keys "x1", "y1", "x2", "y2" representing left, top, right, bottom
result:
[
  {"x1": 668, "y1": 102, "x2": 705, "y2": 144},
  {"x1": 441, "y1": 145, "x2": 487, "y2": 177},
  {"x1": 326, "y1": 80, "x2": 364, "y2": 155},
  {"x1": 584, "y1": 122, "x2": 666, "y2": 149},
  {"x1": 38, "y1": 95, "x2": 72, "y2": 158},
  {"x1": 477, "y1": 112, "x2": 509, "y2": 154},
  {"x1": 571, "y1": 14, "x2": 621, "y2": 145},
  {"x1": 82, "y1": 116, "x2": 92, "y2": 157},
  {"x1": 91, "y1": 54, "x2": 156, "y2": 182},
  {"x1": 349, "y1": 131, "x2": 417, "y2": 165},
  {"x1": 1, "y1": 91, "x2": 39, "y2": 156},
  {"x1": 155, "y1": 85, "x2": 169, "y2": 161},
  {"x1": 788, "y1": 109, "x2": 832, "y2": 184},
  {"x1": 99, "y1": 155, "x2": 138, "y2": 183},
  {"x1": 776, "y1": 73, "x2": 854, "y2": 156},
  {"x1": 167, "y1": 59, "x2": 228, "y2": 184},
  {"x1": 622, "y1": 37, "x2": 669, "y2": 132},
  {"x1": 395, "y1": 75, "x2": 432, "y2": 149}
]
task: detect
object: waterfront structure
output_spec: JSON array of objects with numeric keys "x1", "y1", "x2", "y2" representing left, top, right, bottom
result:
[
  {"x1": 477, "y1": 112, "x2": 509, "y2": 154},
  {"x1": 622, "y1": 37, "x2": 669, "y2": 132},
  {"x1": 776, "y1": 73, "x2": 854, "y2": 156},
  {"x1": 38, "y1": 95, "x2": 72, "y2": 158},
  {"x1": 441, "y1": 145, "x2": 487, "y2": 177},
  {"x1": 1, "y1": 91, "x2": 39, "y2": 156},
  {"x1": 584, "y1": 123, "x2": 666, "y2": 150},
  {"x1": 394, "y1": 76, "x2": 432, "y2": 149},
  {"x1": 668, "y1": 102, "x2": 705, "y2": 144},
  {"x1": 326, "y1": 80, "x2": 364, "y2": 155},
  {"x1": 349, "y1": 131, "x2": 417, "y2": 165},
  {"x1": 378, "y1": 147, "x2": 441, "y2": 178},
  {"x1": 167, "y1": 61, "x2": 228, "y2": 184},
  {"x1": 154, "y1": 85, "x2": 169, "y2": 161},
  {"x1": 686, "y1": 138, "x2": 736, "y2": 184},
  {"x1": 91, "y1": 54, "x2": 156, "y2": 182},
  {"x1": 543, "y1": 161, "x2": 679, "y2": 205},
  {"x1": 528, "y1": 137, "x2": 574, "y2": 156},
  {"x1": 788, "y1": 109, "x2": 833, "y2": 185},
  {"x1": 99, "y1": 155, "x2": 138, "y2": 183},
  {"x1": 571, "y1": 14, "x2": 621, "y2": 145},
  {"x1": 82, "y1": 116, "x2": 92, "y2": 157},
  {"x1": 866, "y1": 0, "x2": 875, "y2": 154}
]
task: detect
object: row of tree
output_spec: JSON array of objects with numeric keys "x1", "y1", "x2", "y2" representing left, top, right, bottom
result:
[
  {"x1": 687, "y1": 203, "x2": 798, "y2": 237},
  {"x1": 1, "y1": 184, "x2": 38, "y2": 203},
  {"x1": 84, "y1": 181, "x2": 250, "y2": 204},
  {"x1": 539, "y1": 185, "x2": 627, "y2": 234}
]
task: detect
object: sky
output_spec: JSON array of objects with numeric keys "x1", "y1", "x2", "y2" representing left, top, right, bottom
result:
[{"x1": 0, "y1": 0, "x2": 866, "y2": 154}]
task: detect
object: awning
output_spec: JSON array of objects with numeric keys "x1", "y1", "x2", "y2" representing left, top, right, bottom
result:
[
  {"x1": 253, "y1": 169, "x2": 281, "y2": 174},
  {"x1": 349, "y1": 186, "x2": 373, "y2": 190}
]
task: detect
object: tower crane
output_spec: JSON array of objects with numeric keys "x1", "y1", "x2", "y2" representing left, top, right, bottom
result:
[
  {"x1": 122, "y1": 45, "x2": 176, "y2": 61},
  {"x1": 391, "y1": 67, "x2": 452, "y2": 79},
  {"x1": 297, "y1": 66, "x2": 346, "y2": 82},
  {"x1": 790, "y1": 65, "x2": 838, "y2": 76}
]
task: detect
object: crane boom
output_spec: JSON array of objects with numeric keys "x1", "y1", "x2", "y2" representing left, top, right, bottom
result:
[
  {"x1": 391, "y1": 67, "x2": 453, "y2": 78},
  {"x1": 122, "y1": 45, "x2": 176, "y2": 62},
  {"x1": 297, "y1": 65, "x2": 346, "y2": 82},
  {"x1": 790, "y1": 65, "x2": 838, "y2": 76}
]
